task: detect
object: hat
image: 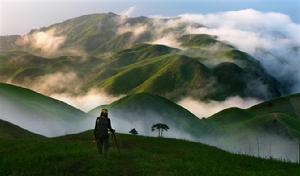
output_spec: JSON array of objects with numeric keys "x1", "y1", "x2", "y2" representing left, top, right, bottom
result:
[{"x1": 101, "y1": 108, "x2": 108, "y2": 113}]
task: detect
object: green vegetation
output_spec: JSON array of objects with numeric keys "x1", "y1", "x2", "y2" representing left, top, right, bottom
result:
[
  {"x1": 151, "y1": 123, "x2": 169, "y2": 137},
  {"x1": 129, "y1": 128, "x2": 138, "y2": 135},
  {"x1": 89, "y1": 93, "x2": 205, "y2": 137},
  {"x1": 207, "y1": 93, "x2": 300, "y2": 138},
  {"x1": 1, "y1": 130, "x2": 299, "y2": 176},
  {"x1": 89, "y1": 92, "x2": 300, "y2": 141},
  {"x1": 0, "y1": 83, "x2": 88, "y2": 136},
  {"x1": 0, "y1": 13, "x2": 281, "y2": 102},
  {"x1": 0, "y1": 82, "x2": 86, "y2": 121}
]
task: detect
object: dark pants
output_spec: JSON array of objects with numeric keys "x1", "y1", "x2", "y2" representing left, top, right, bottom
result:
[{"x1": 96, "y1": 136, "x2": 109, "y2": 156}]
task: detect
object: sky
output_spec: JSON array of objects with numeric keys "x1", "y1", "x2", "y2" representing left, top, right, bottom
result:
[{"x1": 0, "y1": 0, "x2": 299, "y2": 35}]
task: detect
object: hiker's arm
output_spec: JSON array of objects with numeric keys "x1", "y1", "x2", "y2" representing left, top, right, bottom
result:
[
  {"x1": 94, "y1": 119, "x2": 97, "y2": 138},
  {"x1": 108, "y1": 119, "x2": 115, "y2": 133}
]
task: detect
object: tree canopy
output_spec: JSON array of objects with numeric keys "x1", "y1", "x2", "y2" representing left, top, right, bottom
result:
[{"x1": 152, "y1": 123, "x2": 169, "y2": 137}]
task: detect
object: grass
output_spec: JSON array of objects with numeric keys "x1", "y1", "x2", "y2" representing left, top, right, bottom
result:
[
  {"x1": 0, "y1": 83, "x2": 86, "y2": 121},
  {"x1": 206, "y1": 93, "x2": 300, "y2": 138},
  {"x1": 1, "y1": 131, "x2": 299, "y2": 176},
  {"x1": 0, "y1": 25, "x2": 281, "y2": 102}
]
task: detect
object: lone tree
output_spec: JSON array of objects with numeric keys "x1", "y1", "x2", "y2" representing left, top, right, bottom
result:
[
  {"x1": 151, "y1": 123, "x2": 169, "y2": 137},
  {"x1": 129, "y1": 128, "x2": 138, "y2": 135}
]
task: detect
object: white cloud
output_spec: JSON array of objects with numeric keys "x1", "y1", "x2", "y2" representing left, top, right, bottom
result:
[
  {"x1": 31, "y1": 72, "x2": 79, "y2": 94},
  {"x1": 120, "y1": 6, "x2": 136, "y2": 17},
  {"x1": 117, "y1": 23, "x2": 148, "y2": 37},
  {"x1": 150, "y1": 34, "x2": 181, "y2": 49},
  {"x1": 17, "y1": 28, "x2": 65, "y2": 55},
  {"x1": 177, "y1": 9, "x2": 300, "y2": 93},
  {"x1": 178, "y1": 96, "x2": 261, "y2": 118},
  {"x1": 51, "y1": 90, "x2": 122, "y2": 112}
]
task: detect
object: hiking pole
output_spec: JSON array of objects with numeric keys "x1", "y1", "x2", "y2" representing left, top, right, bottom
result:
[{"x1": 112, "y1": 132, "x2": 120, "y2": 153}]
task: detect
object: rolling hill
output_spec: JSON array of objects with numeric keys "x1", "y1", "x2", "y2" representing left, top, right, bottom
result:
[
  {"x1": 202, "y1": 93, "x2": 300, "y2": 161},
  {"x1": 0, "y1": 82, "x2": 88, "y2": 136},
  {"x1": 0, "y1": 82, "x2": 299, "y2": 161},
  {"x1": 88, "y1": 93, "x2": 206, "y2": 139},
  {"x1": 0, "y1": 119, "x2": 43, "y2": 139},
  {"x1": 208, "y1": 93, "x2": 300, "y2": 137},
  {"x1": 0, "y1": 41, "x2": 280, "y2": 102},
  {"x1": 88, "y1": 92, "x2": 300, "y2": 161},
  {"x1": 0, "y1": 13, "x2": 282, "y2": 102},
  {"x1": 0, "y1": 130, "x2": 299, "y2": 176}
]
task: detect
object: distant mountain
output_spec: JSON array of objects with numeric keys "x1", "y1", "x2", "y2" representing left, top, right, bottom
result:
[
  {"x1": 0, "y1": 13, "x2": 282, "y2": 101},
  {"x1": 0, "y1": 119, "x2": 43, "y2": 139},
  {"x1": 96, "y1": 42, "x2": 280, "y2": 100},
  {"x1": 0, "y1": 83, "x2": 88, "y2": 136},
  {"x1": 0, "y1": 42, "x2": 280, "y2": 101},
  {"x1": 0, "y1": 35, "x2": 21, "y2": 51}
]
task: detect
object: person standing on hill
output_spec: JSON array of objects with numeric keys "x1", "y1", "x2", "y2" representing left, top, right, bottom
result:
[{"x1": 94, "y1": 108, "x2": 115, "y2": 157}]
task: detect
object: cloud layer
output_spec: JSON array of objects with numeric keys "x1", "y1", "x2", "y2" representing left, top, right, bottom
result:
[
  {"x1": 178, "y1": 96, "x2": 260, "y2": 118},
  {"x1": 178, "y1": 9, "x2": 300, "y2": 93},
  {"x1": 17, "y1": 28, "x2": 65, "y2": 55}
]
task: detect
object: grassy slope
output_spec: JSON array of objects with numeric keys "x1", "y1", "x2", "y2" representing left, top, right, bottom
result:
[
  {"x1": 208, "y1": 94, "x2": 300, "y2": 138},
  {"x1": 0, "y1": 51, "x2": 105, "y2": 90},
  {"x1": 0, "y1": 131, "x2": 299, "y2": 176},
  {"x1": 89, "y1": 92, "x2": 300, "y2": 139},
  {"x1": 0, "y1": 17, "x2": 281, "y2": 101},
  {"x1": 0, "y1": 82, "x2": 86, "y2": 120},
  {"x1": 89, "y1": 93, "x2": 206, "y2": 136},
  {"x1": 90, "y1": 34, "x2": 279, "y2": 101},
  {"x1": 250, "y1": 93, "x2": 300, "y2": 118},
  {"x1": 0, "y1": 35, "x2": 21, "y2": 51},
  {"x1": 0, "y1": 119, "x2": 43, "y2": 139}
]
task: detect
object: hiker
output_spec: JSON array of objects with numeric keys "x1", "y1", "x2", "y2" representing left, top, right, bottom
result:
[{"x1": 94, "y1": 108, "x2": 115, "y2": 157}]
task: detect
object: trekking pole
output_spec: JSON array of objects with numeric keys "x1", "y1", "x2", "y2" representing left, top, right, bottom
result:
[{"x1": 112, "y1": 132, "x2": 120, "y2": 153}]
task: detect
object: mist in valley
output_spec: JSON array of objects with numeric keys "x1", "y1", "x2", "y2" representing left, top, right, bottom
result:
[
  {"x1": 1, "y1": 8, "x2": 300, "y2": 164},
  {"x1": 87, "y1": 107, "x2": 300, "y2": 163},
  {"x1": 1, "y1": 90, "x2": 300, "y2": 162}
]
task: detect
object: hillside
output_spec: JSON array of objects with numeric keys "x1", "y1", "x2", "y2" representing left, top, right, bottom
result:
[
  {"x1": 208, "y1": 93, "x2": 300, "y2": 137},
  {"x1": 0, "y1": 82, "x2": 88, "y2": 136},
  {"x1": 0, "y1": 43, "x2": 280, "y2": 101},
  {"x1": 0, "y1": 13, "x2": 282, "y2": 102},
  {"x1": 0, "y1": 119, "x2": 43, "y2": 139},
  {"x1": 88, "y1": 93, "x2": 206, "y2": 139},
  {"x1": 88, "y1": 92, "x2": 300, "y2": 161},
  {"x1": 0, "y1": 130, "x2": 299, "y2": 176},
  {"x1": 202, "y1": 93, "x2": 300, "y2": 161},
  {"x1": 0, "y1": 35, "x2": 21, "y2": 51},
  {"x1": 250, "y1": 93, "x2": 300, "y2": 117}
]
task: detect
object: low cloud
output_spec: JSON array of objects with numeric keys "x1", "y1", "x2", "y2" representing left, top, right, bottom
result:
[
  {"x1": 117, "y1": 23, "x2": 148, "y2": 37},
  {"x1": 120, "y1": 6, "x2": 137, "y2": 17},
  {"x1": 178, "y1": 9, "x2": 300, "y2": 93},
  {"x1": 17, "y1": 28, "x2": 65, "y2": 55},
  {"x1": 178, "y1": 96, "x2": 261, "y2": 118},
  {"x1": 150, "y1": 34, "x2": 181, "y2": 49},
  {"x1": 51, "y1": 90, "x2": 122, "y2": 112},
  {"x1": 23, "y1": 71, "x2": 122, "y2": 112},
  {"x1": 31, "y1": 72, "x2": 80, "y2": 94}
]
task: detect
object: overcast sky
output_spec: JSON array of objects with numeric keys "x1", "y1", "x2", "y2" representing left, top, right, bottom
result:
[{"x1": 0, "y1": 0, "x2": 299, "y2": 35}]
